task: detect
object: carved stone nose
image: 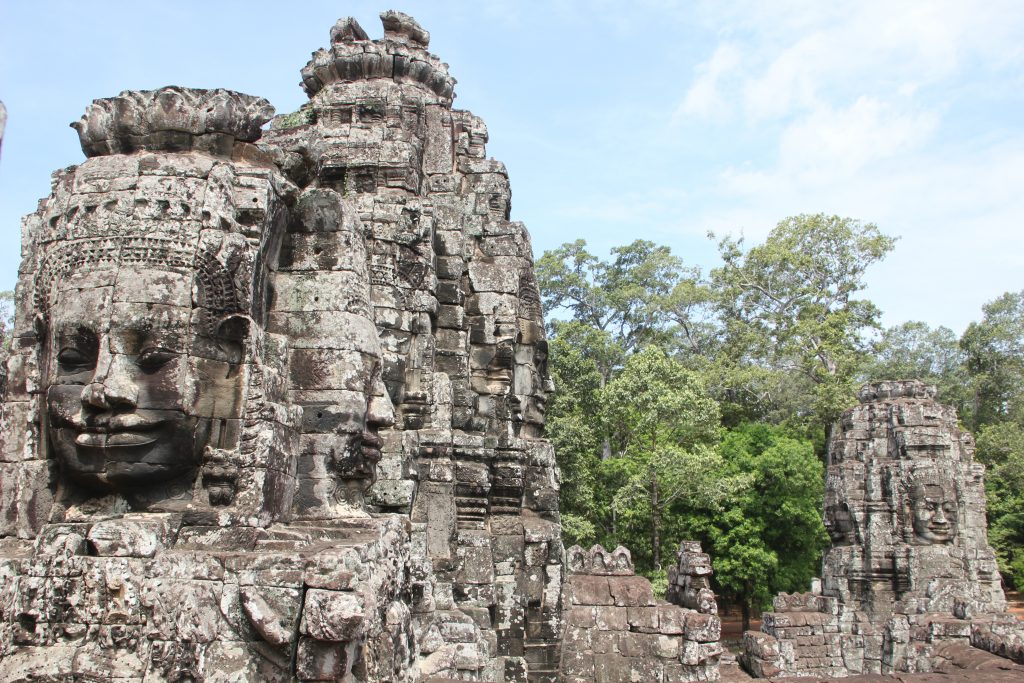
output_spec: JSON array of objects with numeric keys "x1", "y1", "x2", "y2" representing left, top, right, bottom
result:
[
  {"x1": 82, "y1": 353, "x2": 139, "y2": 410},
  {"x1": 366, "y1": 377, "x2": 395, "y2": 429},
  {"x1": 81, "y1": 379, "x2": 138, "y2": 410},
  {"x1": 81, "y1": 383, "x2": 109, "y2": 409}
]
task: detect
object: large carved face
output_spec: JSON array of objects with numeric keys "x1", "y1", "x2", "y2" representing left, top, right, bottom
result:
[
  {"x1": 909, "y1": 482, "x2": 958, "y2": 544},
  {"x1": 44, "y1": 265, "x2": 244, "y2": 498}
]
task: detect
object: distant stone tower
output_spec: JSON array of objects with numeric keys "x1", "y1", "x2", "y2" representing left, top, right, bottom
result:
[{"x1": 743, "y1": 380, "x2": 1024, "y2": 677}]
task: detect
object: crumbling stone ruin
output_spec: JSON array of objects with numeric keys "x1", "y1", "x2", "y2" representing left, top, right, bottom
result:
[
  {"x1": 742, "y1": 380, "x2": 1024, "y2": 678},
  {"x1": 667, "y1": 541, "x2": 718, "y2": 616},
  {"x1": 559, "y1": 543, "x2": 722, "y2": 682},
  {"x1": 0, "y1": 11, "x2": 565, "y2": 682},
  {"x1": 5, "y1": 10, "x2": 1024, "y2": 683}
]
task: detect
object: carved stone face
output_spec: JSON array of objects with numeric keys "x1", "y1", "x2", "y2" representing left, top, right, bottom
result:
[
  {"x1": 45, "y1": 267, "x2": 243, "y2": 499},
  {"x1": 824, "y1": 502, "x2": 856, "y2": 544},
  {"x1": 909, "y1": 482, "x2": 958, "y2": 544}
]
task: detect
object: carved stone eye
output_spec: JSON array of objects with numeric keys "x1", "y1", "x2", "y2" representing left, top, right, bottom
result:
[
  {"x1": 57, "y1": 347, "x2": 94, "y2": 371},
  {"x1": 137, "y1": 347, "x2": 176, "y2": 371}
]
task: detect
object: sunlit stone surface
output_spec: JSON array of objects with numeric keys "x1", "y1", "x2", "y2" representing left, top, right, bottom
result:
[{"x1": 742, "y1": 380, "x2": 1024, "y2": 678}]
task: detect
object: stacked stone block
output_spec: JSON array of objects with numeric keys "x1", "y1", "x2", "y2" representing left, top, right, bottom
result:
[
  {"x1": 743, "y1": 380, "x2": 1024, "y2": 677},
  {"x1": 741, "y1": 592, "x2": 844, "y2": 678},
  {"x1": 0, "y1": 11, "x2": 563, "y2": 683},
  {"x1": 559, "y1": 544, "x2": 722, "y2": 682},
  {"x1": 667, "y1": 540, "x2": 718, "y2": 615}
]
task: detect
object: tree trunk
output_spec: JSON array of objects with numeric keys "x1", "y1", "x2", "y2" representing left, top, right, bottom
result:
[
  {"x1": 651, "y1": 470, "x2": 661, "y2": 570},
  {"x1": 741, "y1": 599, "x2": 751, "y2": 633},
  {"x1": 600, "y1": 366, "x2": 612, "y2": 460}
]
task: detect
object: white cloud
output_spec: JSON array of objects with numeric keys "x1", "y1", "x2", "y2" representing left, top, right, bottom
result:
[
  {"x1": 724, "y1": 97, "x2": 940, "y2": 189},
  {"x1": 687, "y1": 0, "x2": 1024, "y2": 123},
  {"x1": 666, "y1": 0, "x2": 1024, "y2": 330},
  {"x1": 675, "y1": 43, "x2": 742, "y2": 120}
]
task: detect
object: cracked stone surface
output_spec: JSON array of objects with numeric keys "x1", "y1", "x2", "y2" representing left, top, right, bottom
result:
[
  {"x1": 0, "y1": 12, "x2": 560, "y2": 682},
  {"x1": 742, "y1": 381, "x2": 1024, "y2": 679}
]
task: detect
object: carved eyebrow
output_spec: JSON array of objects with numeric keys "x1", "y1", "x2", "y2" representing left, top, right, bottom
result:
[{"x1": 56, "y1": 325, "x2": 99, "y2": 344}]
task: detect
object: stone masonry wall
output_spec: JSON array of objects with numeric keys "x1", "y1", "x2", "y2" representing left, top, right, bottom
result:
[{"x1": 559, "y1": 544, "x2": 722, "y2": 682}]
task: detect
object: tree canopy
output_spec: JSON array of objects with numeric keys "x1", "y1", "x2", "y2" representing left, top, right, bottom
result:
[{"x1": 540, "y1": 219, "x2": 1024, "y2": 618}]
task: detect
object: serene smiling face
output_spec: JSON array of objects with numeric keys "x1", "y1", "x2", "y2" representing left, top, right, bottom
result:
[
  {"x1": 910, "y1": 482, "x2": 959, "y2": 544},
  {"x1": 45, "y1": 266, "x2": 244, "y2": 495}
]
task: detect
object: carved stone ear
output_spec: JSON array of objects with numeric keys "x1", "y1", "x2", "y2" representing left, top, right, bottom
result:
[
  {"x1": 215, "y1": 314, "x2": 251, "y2": 364},
  {"x1": 216, "y1": 314, "x2": 250, "y2": 341}
]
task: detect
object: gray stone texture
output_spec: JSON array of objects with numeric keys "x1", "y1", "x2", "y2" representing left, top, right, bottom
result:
[
  {"x1": 742, "y1": 380, "x2": 1024, "y2": 678},
  {"x1": 559, "y1": 543, "x2": 723, "y2": 682},
  {"x1": 0, "y1": 12, "x2": 560, "y2": 682}
]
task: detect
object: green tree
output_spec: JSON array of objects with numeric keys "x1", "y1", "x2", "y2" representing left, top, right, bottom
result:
[
  {"x1": 862, "y1": 321, "x2": 969, "y2": 415},
  {"x1": 958, "y1": 292, "x2": 1024, "y2": 588},
  {"x1": 975, "y1": 421, "x2": 1024, "y2": 589},
  {"x1": 537, "y1": 240, "x2": 711, "y2": 378},
  {"x1": 545, "y1": 323, "x2": 611, "y2": 546},
  {"x1": 711, "y1": 214, "x2": 896, "y2": 432},
  {"x1": 601, "y1": 347, "x2": 724, "y2": 570},
  {"x1": 697, "y1": 424, "x2": 827, "y2": 631},
  {"x1": 961, "y1": 290, "x2": 1024, "y2": 431}
]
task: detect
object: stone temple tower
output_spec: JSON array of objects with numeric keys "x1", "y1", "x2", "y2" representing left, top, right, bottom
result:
[
  {"x1": 263, "y1": 12, "x2": 564, "y2": 680},
  {"x1": 743, "y1": 381, "x2": 1024, "y2": 678},
  {"x1": 0, "y1": 12, "x2": 562, "y2": 682}
]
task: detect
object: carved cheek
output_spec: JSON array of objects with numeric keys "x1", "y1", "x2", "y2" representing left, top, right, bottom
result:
[
  {"x1": 135, "y1": 357, "x2": 189, "y2": 412},
  {"x1": 47, "y1": 383, "x2": 84, "y2": 425},
  {"x1": 187, "y1": 356, "x2": 244, "y2": 418}
]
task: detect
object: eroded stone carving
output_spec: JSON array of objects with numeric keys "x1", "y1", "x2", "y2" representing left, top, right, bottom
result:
[
  {"x1": 667, "y1": 540, "x2": 718, "y2": 616},
  {"x1": 743, "y1": 380, "x2": 1024, "y2": 678},
  {"x1": 905, "y1": 473, "x2": 959, "y2": 545},
  {"x1": 0, "y1": 12, "x2": 566, "y2": 682}
]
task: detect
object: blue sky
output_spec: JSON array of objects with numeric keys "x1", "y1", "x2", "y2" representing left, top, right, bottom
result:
[{"x1": 2, "y1": 1, "x2": 1023, "y2": 334}]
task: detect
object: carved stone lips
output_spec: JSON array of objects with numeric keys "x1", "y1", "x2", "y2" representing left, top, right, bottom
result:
[
  {"x1": 73, "y1": 415, "x2": 163, "y2": 448},
  {"x1": 360, "y1": 430, "x2": 383, "y2": 462},
  {"x1": 75, "y1": 431, "x2": 160, "y2": 448}
]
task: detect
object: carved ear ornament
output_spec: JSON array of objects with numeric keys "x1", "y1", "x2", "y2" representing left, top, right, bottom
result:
[{"x1": 201, "y1": 447, "x2": 241, "y2": 506}]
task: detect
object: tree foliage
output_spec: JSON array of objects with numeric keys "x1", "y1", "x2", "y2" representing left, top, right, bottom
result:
[
  {"x1": 862, "y1": 321, "x2": 968, "y2": 412},
  {"x1": 961, "y1": 291, "x2": 1024, "y2": 588},
  {"x1": 711, "y1": 214, "x2": 896, "y2": 429},
  {"x1": 694, "y1": 424, "x2": 827, "y2": 630},
  {"x1": 540, "y1": 226, "x2": 846, "y2": 607},
  {"x1": 601, "y1": 347, "x2": 724, "y2": 569},
  {"x1": 976, "y1": 422, "x2": 1024, "y2": 589},
  {"x1": 961, "y1": 290, "x2": 1024, "y2": 431}
]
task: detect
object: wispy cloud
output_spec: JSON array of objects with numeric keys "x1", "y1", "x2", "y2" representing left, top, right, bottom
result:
[{"x1": 666, "y1": 0, "x2": 1024, "y2": 331}]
